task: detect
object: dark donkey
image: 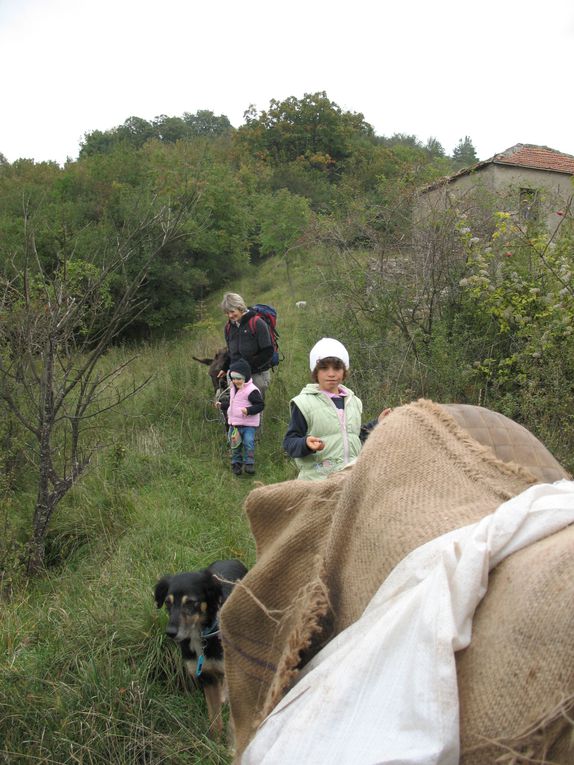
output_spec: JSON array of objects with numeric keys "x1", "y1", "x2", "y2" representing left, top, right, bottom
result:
[
  {"x1": 193, "y1": 348, "x2": 230, "y2": 428},
  {"x1": 192, "y1": 348, "x2": 229, "y2": 393}
]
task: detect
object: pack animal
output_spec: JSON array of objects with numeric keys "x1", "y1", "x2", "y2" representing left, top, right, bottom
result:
[
  {"x1": 154, "y1": 559, "x2": 248, "y2": 736},
  {"x1": 192, "y1": 348, "x2": 229, "y2": 393}
]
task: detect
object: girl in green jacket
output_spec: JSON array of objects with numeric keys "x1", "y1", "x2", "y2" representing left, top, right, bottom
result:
[{"x1": 283, "y1": 338, "x2": 386, "y2": 480}]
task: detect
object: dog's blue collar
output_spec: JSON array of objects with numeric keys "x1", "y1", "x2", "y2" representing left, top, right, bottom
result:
[{"x1": 196, "y1": 616, "x2": 220, "y2": 677}]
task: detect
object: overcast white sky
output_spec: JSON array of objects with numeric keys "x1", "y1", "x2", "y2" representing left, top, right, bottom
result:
[{"x1": 1, "y1": 0, "x2": 573, "y2": 165}]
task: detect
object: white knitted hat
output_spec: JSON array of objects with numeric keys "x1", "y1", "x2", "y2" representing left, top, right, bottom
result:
[{"x1": 309, "y1": 338, "x2": 350, "y2": 371}]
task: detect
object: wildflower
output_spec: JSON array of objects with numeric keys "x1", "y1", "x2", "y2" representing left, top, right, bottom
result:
[{"x1": 504, "y1": 251, "x2": 512, "y2": 257}]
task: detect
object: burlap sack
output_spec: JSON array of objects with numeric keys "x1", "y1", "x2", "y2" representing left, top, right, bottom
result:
[
  {"x1": 221, "y1": 400, "x2": 574, "y2": 762},
  {"x1": 443, "y1": 403, "x2": 567, "y2": 484},
  {"x1": 458, "y1": 523, "x2": 574, "y2": 763}
]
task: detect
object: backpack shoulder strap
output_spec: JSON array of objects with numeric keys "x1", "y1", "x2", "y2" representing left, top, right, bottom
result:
[{"x1": 248, "y1": 315, "x2": 260, "y2": 335}]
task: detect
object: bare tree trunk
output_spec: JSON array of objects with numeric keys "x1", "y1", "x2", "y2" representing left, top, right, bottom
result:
[
  {"x1": 27, "y1": 493, "x2": 52, "y2": 576},
  {"x1": 1, "y1": 197, "x2": 197, "y2": 577},
  {"x1": 26, "y1": 337, "x2": 55, "y2": 575}
]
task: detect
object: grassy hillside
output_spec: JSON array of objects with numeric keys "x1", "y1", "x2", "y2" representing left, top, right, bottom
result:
[
  {"x1": 4, "y1": 234, "x2": 572, "y2": 763},
  {"x1": 0, "y1": 248, "x2": 349, "y2": 765}
]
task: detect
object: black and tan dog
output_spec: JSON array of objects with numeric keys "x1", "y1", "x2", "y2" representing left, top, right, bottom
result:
[{"x1": 154, "y1": 559, "x2": 247, "y2": 735}]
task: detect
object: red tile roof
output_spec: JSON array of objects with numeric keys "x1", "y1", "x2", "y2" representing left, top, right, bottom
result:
[
  {"x1": 493, "y1": 144, "x2": 574, "y2": 174},
  {"x1": 419, "y1": 144, "x2": 574, "y2": 193}
]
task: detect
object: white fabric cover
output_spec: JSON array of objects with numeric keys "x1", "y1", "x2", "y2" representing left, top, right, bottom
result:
[{"x1": 242, "y1": 480, "x2": 574, "y2": 765}]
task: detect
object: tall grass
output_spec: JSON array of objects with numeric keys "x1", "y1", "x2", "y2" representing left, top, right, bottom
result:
[
  {"x1": 0, "y1": 249, "x2": 334, "y2": 764},
  {"x1": 3, "y1": 239, "x2": 573, "y2": 762}
]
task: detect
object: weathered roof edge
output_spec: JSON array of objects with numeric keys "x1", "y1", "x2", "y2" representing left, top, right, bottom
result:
[{"x1": 419, "y1": 143, "x2": 574, "y2": 194}]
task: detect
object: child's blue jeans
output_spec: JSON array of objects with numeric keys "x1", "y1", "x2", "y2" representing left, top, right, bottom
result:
[{"x1": 231, "y1": 426, "x2": 257, "y2": 466}]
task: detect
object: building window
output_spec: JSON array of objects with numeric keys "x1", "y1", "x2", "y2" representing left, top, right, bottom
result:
[{"x1": 519, "y1": 187, "x2": 539, "y2": 221}]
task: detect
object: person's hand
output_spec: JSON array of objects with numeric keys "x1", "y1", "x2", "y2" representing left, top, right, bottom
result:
[
  {"x1": 241, "y1": 407, "x2": 248, "y2": 415},
  {"x1": 217, "y1": 370, "x2": 226, "y2": 379},
  {"x1": 306, "y1": 435, "x2": 325, "y2": 451},
  {"x1": 215, "y1": 401, "x2": 222, "y2": 409},
  {"x1": 378, "y1": 407, "x2": 392, "y2": 421}
]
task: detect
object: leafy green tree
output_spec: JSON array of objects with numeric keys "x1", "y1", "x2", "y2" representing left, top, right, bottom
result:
[
  {"x1": 0, "y1": 140, "x2": 250, "y2": 340},
  {"x1": 0, "y1": 159, "x2": 67, "y2": 278},
  {"x1": 152, "y1": 115, "x2": 189, "y2": 143},
  {"x1": 80, "y1": 111, "x2": 234, "y2": 158},
  {"x1": 337, "y1": 137, "x2": 451, "y2": 206},
  {"x1": 116, "y1": 116, "x2": 157, "y2": 147},
  {"x1": 377, "y1": 133, "x2": 423, "y2": 149},
  {"x1": 238, "y1": 92, "x2": 374, "y2": 170},
  {"x1": 268, "y1": 160, "x2": 334, "y2": 210},
  {"x1": 458, "y1": 202, "x2": 574, "y2": 387},
  {"x1": 256, "y1": 189, "x2": 311, "y2": 256},
  {"x1": 452, "y1": 136, "x2": 479, "y2": 168},
  {"x1": 0, "y1": 193, "x2": 197, "y2": 575},
  {"x1": 139, "y1": 140, "x2": 251, "y2": 327},
  {"x1": 80, "y1": 117, "x2": 156, "y2": 157},
  {"x1": 183, "y1": 110, "x2": 233, "y2": 136},
  {"x1": 78, "y1": 128, "x2": 118, "y2": 157},
  {"x1": 425, "y1": 137, "x2": 445, "y2": 158},
  {"x1": 255, "y1": 189, "x2": 311, "y2": 290}
]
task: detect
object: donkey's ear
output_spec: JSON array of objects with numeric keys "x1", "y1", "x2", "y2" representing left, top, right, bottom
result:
[
  {"x1": 192, "y1": 356, "x2": 213, "y2": 366},
  {"x1": 154, "y1": 576, "x2": 171, "y2": 608}
]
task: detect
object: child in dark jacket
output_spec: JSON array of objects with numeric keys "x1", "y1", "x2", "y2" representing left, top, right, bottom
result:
[{"x1": 217, "y1": 359, "x2": 264, "y2": 476}]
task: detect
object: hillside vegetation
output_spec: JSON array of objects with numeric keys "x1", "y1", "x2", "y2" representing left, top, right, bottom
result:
[
  {"x1": 1, "y1": 92, "x2": 573, "y2": 764},
  {"x1": 0, "y1": 253, "x2": 339, "y2": 764}
]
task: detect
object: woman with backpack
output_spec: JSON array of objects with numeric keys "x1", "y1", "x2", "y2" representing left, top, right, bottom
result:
[{"x1": 218, "y1": 292, "x2": 276, "y2": 399}]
